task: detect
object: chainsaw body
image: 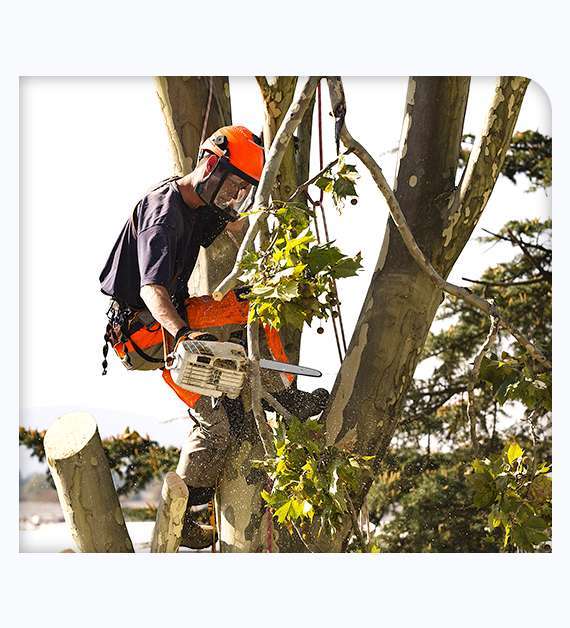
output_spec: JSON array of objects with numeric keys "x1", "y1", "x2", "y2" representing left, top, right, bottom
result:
[{"x1": 166, "y1": 339, "x2": 248, "y2": 399}]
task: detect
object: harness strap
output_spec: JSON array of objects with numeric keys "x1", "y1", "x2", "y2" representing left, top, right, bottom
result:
[{"x1": 119, "y1": 320, "x2": 165, "y2": 365}]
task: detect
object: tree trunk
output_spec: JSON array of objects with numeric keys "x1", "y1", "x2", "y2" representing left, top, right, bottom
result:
[
  {"x1": 150, "y1": 472, "x2": 189, "y2": 553},
  {"x1": 317, "y1": 76, "x2": 528, "y2": 551},
  {"x1": 44, "y1": 412, "x2": 134, "y2": 553},
  {"x1": 154, "y1": 76, "x2": 234, "y2": 295}
]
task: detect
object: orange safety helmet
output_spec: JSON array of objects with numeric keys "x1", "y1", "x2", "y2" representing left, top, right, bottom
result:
[
  {"x1": 194, "y1": 126, "x2": 265, "y2": 227},
  {"x1": 199, "y1": 125, "x2": 264, "y2": 182}
]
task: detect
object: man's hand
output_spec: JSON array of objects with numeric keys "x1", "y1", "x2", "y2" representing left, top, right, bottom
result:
[{"x1": 140, "y1": 284, "x2": 187, "y2": 337}]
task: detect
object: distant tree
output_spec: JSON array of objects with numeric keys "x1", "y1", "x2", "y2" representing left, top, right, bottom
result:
[
  {"x1": 367, "y1": 154, "x2": 551, "y2": 552},
  {"x1": 19, "y1": 426, "x2": 179, "y2": 496}
]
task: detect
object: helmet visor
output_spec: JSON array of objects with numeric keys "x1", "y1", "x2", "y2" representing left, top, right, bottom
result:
[
  {"x1": 213, "y1": 172, "x2": 253, "y2": 212},
  {"x1": 196, "y1": 157, "x2": 255, "y2": 219}
]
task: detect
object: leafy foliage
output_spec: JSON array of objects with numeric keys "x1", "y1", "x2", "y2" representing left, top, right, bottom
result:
[
  {"x1": 370, "y1": 448, "x2": 500, "y2": 552},
  {"x1": 239, "y1": 161, "x2": 362, "y2": 330},
  {"x1": 479, "y1": 351, "x2": 551, "y2": 413},
  {"x1": 19, "y1": 426, "x2": 180, "y2": 495},
  {"x1": 468, "y1": 442, "x2": 551, "y2": 551},
  {"x1": 314, "y1": 155, "x2": 359, "y2": 210},
  {"x1": 253, "y1": 416, "x2": 373, "y2": 548},
  {"x1": 367, "y1": 187, "x2": 551, "y2": 551}
]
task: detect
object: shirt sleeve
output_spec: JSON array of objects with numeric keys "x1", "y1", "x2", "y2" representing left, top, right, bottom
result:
[{"x1": 137, "y1": 223, "x2": 177, "y2": 288}]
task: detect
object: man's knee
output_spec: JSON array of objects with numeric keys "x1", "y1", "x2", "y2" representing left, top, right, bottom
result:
[{"x1": 176, "y1": 402, "x2": 231, "y2": 488}]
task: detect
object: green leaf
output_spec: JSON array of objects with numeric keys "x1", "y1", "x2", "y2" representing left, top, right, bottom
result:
[
  {"x1": 507, "y1": 442, "x2": 524, "y2": 465},
  {"x1": 332, "y1": 252, "x2": 363, "y2": 278},
  {"x1": 306, "y1": 244, "x2": 344, "y2": 273},
  {"x1": 274, "y1": 501, "x2": 292, "y2": 524},
  {"x1": 315, "y1": 175, "x2": 334, "y2": 193}
]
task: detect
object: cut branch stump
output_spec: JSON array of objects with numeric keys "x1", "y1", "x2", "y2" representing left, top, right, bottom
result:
[
  {"x1": 150, "y1": 472, "x2": 189, "y2": 553},
  {"x1": 43, "y1": 412, "x2": 134, "y2": 553}
]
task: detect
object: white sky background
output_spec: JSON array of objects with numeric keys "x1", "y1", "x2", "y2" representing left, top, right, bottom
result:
[{"x1": 20, "y1": 77, "x2": 550, "y2": 474}]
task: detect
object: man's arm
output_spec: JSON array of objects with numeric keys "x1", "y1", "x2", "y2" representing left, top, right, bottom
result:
[{"x1": 140, "y1": 284, "x2": 187, "y2": 337}]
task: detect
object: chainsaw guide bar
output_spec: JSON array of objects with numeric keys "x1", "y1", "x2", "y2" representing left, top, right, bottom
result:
[{"x1": 166, "y1": 339, "x2": 321, "y2": 398}]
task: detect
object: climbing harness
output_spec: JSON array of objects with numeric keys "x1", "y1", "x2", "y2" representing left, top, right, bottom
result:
[{"x1": 102, "y1": 300, "x2": 165, "y2": 374}]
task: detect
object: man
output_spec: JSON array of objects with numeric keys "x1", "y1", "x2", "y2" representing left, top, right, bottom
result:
[{"x1": 100, "y1": 125, "x2": 328, "y2": 549}]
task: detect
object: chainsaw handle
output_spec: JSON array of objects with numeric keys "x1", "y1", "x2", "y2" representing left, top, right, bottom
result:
[{"x1": 165, "y1": 352, "x2": 178, "y2": 370}]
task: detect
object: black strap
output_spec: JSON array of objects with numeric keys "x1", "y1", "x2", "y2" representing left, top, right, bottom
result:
[
  {"x1": 101, "y1": 323, "x2": 112, "y2": 375},
  {"x1": 174, "y1": 326, "x2": 191, "y2": 345},
  {"x1": 119, "y1": 320, "x2": 165, "y2": 365}
]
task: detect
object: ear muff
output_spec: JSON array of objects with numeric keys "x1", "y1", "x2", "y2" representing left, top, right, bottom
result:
[{"x1": 202, "y1": 154, "x2": 219, "y2": 179}]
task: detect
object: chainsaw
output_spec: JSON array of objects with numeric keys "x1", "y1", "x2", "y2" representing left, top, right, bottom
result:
[{"x1": 165, "y1": 337, "x2": 321, "y2": 399}]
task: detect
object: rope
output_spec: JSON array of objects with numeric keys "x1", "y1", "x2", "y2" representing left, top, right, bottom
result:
[
  {"x1": 315, "y1": 80, "x2": 348, "y2": 360},
  {"x1": 209, "y1": 499, "x2": 216, "y2": 552},
  {"x1": 199, "y1": 76, "x2": 214, "y2": 148}
]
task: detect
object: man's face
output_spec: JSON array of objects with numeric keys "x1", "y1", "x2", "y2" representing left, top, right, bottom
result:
[{"x1": 194, "y1": 154, "x2": 253, "y2": 216}]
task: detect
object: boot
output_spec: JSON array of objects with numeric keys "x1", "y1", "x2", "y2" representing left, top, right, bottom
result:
[
  {"x1": 179, "y1": 512, "x2": 216, "y2": 550},
  {"x1": 270, "y1": 387, "x2": 330, "y2": 420},
  {"x1": 179, "y1": 487, "x2": 217, "y2": 550}
]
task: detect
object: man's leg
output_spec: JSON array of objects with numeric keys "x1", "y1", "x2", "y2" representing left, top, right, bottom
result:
[{"x1": 176, "y1": 397, "x2": 231, "y2": 548}]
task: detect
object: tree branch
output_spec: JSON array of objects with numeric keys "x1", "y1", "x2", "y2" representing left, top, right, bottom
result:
[
  {"x1": 262, "y1": 391, "x2": 297, "y2": 424},
  {"x1": 481, "y1": 227, "x2": 551, "y2": 253},
  {"x1": 347, "y1": 494, "x2": 368, "y2": 552},
  {"x1": 247, "y1": 320, "x2": 274, "y2": 456},
  {"x1": 506, "y1": 229, "x2": 552, "y2": 281},
  {"x1": 454, "y1": 77, "x2": 530, "y2": 224},
  {"x1": 326, "y1": 77, "x2": 551, "y2": 371},
  {"x1": 212, "y1": 77, "x2": 320, "y2": 301},
  {"x1": 467, "y1": 315, "x2": 500, "y2": 455},
  {"x1": 462, "y1": 276, "x2": 546, "y2": 287}
]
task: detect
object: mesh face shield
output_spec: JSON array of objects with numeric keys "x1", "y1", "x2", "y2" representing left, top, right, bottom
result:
[{"x1": 195, "y1": 156, "x2": 257, "y2": 221}]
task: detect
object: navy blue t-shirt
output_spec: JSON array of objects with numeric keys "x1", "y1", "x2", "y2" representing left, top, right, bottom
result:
[{"x1": 99, "y1": 178, "x2": 205, "y2": 310}]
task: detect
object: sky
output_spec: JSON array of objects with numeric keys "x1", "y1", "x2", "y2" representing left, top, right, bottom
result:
[{"x1": 19, "y1": 77, "x2": 551, "y2": 474}]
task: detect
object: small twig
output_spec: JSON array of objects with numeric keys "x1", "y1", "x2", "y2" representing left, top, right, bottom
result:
[
  {"x1": 347, "y1": 494, "x2": 368, "y2": 552},
  {"x1": 462, "y1": 276, "x2": 546, "y2": 287},
  {"x1": 326, "y1": 77, "x2": 551, "y2": 372},
  {"x1": 525, "y1": 410, "x2": 540, "y2": 494},
  {"x1": 467, "y1": 315, "x2": 500, "y2": 456},
  {"x1": 481, "y1": 228, "x2": 551, "y2": 253},
  {"x1": 288, "y1": 150, "x2": 351, "y2": 202},
  {"x1": 292, "y1": 521, "x2": 315, "y2": 553},
  {"x1": 506, "y1": 229, "x2": 552, "y2": 282}
]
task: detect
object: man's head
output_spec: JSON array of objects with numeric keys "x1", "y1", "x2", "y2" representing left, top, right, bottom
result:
[{"x1": 192, "y1": 125, "x2": 264, "y2": 221}]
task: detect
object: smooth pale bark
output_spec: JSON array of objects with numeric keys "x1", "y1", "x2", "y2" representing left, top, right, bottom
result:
[
  {"x1": 150, "y1": 472, "x2": 189, "y2": 553},
  {"x1": 317, "y1": 78, "x2": 470, "y2": 550},
  {"x1": 44, "y1": 412, "x2": 134, "y2": 553},
  {"x1": 317, "y1": 76, "x2": 529, "y2": 551}
]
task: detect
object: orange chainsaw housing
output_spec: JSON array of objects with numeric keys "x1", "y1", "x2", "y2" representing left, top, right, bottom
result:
[{"x1": 162, "y1": 290, "x2": 292, "y2": 408}]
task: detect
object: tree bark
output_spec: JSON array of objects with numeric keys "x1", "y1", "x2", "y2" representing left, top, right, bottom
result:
[
  {"x1": 317, "y1": 76, "x2": 529, "y2": 551},
  {"x1": 44, "y1": 412, "x2": 134, "y2": 553},
  {"x1": 154, "y1": 76, "x2": 234, "y2": 295},
  {"x1": 150, "y1": 472, "x2": 189, "y2": 553}
]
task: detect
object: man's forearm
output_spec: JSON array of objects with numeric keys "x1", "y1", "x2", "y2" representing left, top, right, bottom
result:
[{"x1": 140, "y1": 284, "x2": 187, "y2": 337}]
